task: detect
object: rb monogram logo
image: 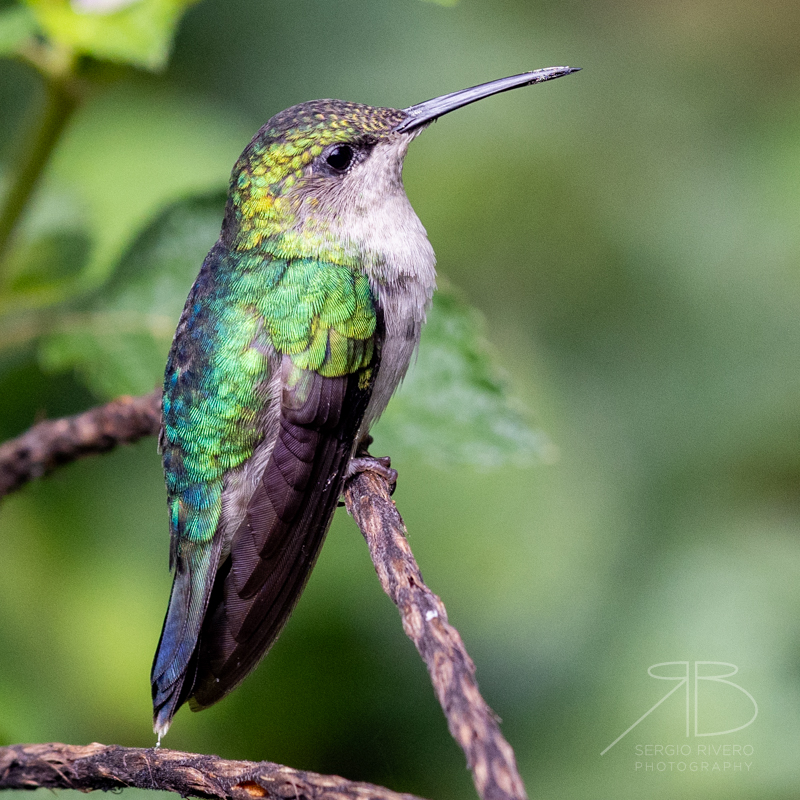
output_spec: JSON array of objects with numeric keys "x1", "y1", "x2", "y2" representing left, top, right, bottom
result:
[{"x1": 601, "y1": 661, "x2": 758, "y2": 756}]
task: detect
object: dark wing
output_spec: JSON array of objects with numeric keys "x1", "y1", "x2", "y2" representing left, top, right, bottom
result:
[{"x1": 180, "y1": 356, "x2": 375, "y2": 710}]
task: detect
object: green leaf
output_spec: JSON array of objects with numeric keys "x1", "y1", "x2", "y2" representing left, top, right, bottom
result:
[
  {"x1": 38, "y1": 191, "x2": 225, "y2": 396},
  {"x1": 3, "y1": 229, "x2": 90, "y2": 298},
  {"x1": 0, "y1": 222, "x2": 92, "y2": 351},
  {"x1": 25, "y1": 0, "x2": 199, "y2": 70},
  {"x1": 0, "y1": 5, "x2": 38, "y2": 56},
  {"x1": 0, "y1": 177, "x2": 92, "y2": 319},
  {"x1": 375, "y1": 286, "x2": 552, "y2": 468}
]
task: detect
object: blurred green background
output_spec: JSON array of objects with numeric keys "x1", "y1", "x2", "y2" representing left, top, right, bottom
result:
[{"x1": 2, "y1": 0, "x2": 800, "y2": 798}]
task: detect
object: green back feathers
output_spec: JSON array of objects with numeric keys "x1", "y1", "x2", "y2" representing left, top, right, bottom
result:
[
  {"x1": 162, "y1": 246, "x2": 377, "y2": 546},
  {"x1": 260, "y1": 257, "x2": 375, "y2": 375}
]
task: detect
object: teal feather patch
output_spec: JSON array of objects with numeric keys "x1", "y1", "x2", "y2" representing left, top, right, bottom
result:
[{"x1": 161, "y1": 244, "x2": 377, "y2": 547}]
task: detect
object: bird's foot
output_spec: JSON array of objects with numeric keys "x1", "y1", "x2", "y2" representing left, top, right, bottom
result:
[
  {"x1": 341, "y1": 442, "x2": 398, "y2": 502},
  {"x1": 346, "y1": 454, "x2": 398, "y2": 490},
  {"x1": 339, "y1": 434, "x2": 397, "y2": 508}
]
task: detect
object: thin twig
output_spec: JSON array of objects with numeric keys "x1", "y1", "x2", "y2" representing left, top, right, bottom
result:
[
  {"x1": 0, "y1": 71, "x2": 81, "y2": 264},
  {"x1": 343, "y1": 471, "x2": 528, "y2": 800},
  {"x1": 0, "y1": 389, "x2": 161, "y2": 498},
  {"x1": 0, "y1": 742, "x2": 427, "y2": 800}
]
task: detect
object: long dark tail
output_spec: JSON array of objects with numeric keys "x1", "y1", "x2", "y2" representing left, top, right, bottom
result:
[{"x1": 151, "y1": 532, "x2": 223, "y2": 737}]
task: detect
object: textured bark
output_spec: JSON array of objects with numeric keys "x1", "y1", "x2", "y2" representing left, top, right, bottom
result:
[
  {"x1": 0, "y1": 389, "x2": 161, "y2": 497},
  {"x1": 0, "y1": 742, "x2": 425, "y2": 800},
  {"x1": 343, "y1": 471, "x2": 528, "y2": 800}
]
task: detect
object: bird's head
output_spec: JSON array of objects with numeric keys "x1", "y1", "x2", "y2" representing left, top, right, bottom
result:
[{"x1": 222, "y1": 67, "x2": 580, "y2": 265}]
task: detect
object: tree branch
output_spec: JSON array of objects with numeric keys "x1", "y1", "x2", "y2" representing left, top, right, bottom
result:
[
  {"x1": 0, "y1": 394, "x2": 529, "y2": 800},
  {"x1": 343, "y1": 472, "x2": 527, "y2": 800},
  {"x1": 0, "y1": 389, "x2": 161, "y2": 498},
  {"x1": 0, "y1": 742, "x2": 426, "y2": 800}
]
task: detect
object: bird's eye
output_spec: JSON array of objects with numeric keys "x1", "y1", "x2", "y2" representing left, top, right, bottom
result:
[{"x1": 325, "y1": 144, "x2": 354, "y2": 173}]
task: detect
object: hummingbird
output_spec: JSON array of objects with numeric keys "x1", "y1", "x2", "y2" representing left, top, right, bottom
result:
[{"x1": 151, "y1": 66, "x2": 579, "y2": 738}]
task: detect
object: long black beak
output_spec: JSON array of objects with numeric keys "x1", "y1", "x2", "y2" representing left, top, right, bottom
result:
[{"x1": 395, "y1": 66, "x2": 580, "y2": 133}]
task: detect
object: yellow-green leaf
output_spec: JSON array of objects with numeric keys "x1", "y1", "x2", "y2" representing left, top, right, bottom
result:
[
  {"x1": 0, "y1": 5, "x2": 38, "y2": 56},
  {"x1": 24, "y1": 0, "x2": 199, "y2": 70}
]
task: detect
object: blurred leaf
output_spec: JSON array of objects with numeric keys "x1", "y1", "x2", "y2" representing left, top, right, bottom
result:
[
  {"x1": 0, "y1": 190, "x2": 93, "y2": 356},
  {"x1": 417, "y1": 0, "x2": 459, "y2": 5},
  {"x1": 39, "y1": 191, "x2": 224, "y2": 396},
  {"x1": 2, "y1": 229, "x2": 90, "y2": 303},
  {"x1": 376, "y1": 286, "x2": 552, "y2": 468},
  {"x1": 25, "y1": 0, "x2": 199, "y2": 70},
  {"x1": 0, "y1": 228, "x2": 91, "y2": 364},
  {"x1": 0, "y1": 183, "x2": 92, "y2": 322},
  {"x1": 48, "y1": 83, "x2": 246, "y2": 287},
  {"x1": 0, "y1": 5, "x2": 38, "y2": 56}
]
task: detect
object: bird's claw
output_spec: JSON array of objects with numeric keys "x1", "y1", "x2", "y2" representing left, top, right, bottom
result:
[
  {"x1": 347, "y1": 455, "x2": 398, "y2": 489},
  {"x1": 339, "y1": 451, "x2": 398, "y2": 504}
]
